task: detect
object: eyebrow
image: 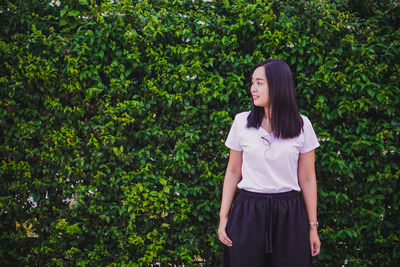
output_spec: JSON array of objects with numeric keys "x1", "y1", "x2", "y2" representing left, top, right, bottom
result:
[{"x1": 252, "y1": 77, "x2": 266, "y2": 81}]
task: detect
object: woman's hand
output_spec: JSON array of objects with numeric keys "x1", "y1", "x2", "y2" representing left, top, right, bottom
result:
[
  {"x1": 310, "y1": 228, "x2": 321, "y2": 256},
  {"x1": 218, "y1": 217, "x2": 232, "y2": 247}
]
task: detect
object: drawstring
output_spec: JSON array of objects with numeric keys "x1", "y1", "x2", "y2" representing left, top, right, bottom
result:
[{"x1": 265, "y1": 197, "x2": 273, "y2": 253}]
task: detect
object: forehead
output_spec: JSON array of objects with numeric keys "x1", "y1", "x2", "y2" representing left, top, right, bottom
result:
[{"x1": 252, "y1": 66, "x2": 267, "y2": 79}]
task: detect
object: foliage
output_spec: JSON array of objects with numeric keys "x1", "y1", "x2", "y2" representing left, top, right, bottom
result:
[{"x1": 1, "y1": 0, "x2": 399, "y2": 266}]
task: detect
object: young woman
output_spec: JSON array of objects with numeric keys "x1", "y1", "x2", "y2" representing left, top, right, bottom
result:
[{"x1": 218, "y1": 59, "x2": 321, "y2": 266}]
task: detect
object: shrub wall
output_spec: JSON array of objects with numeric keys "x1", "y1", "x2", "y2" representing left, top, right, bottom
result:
[{"x1": 1, "y1": 0, "x2": 399, "y2": 266}]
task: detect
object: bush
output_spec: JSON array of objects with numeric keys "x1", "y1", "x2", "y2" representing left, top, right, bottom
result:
[{"x1": 1, "y1": 0, "x2": 399, "y2": 266}]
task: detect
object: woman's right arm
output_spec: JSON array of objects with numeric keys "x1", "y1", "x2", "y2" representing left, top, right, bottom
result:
[{"x1": 218, "y1": 149, "x2": 243, "y2": 247}]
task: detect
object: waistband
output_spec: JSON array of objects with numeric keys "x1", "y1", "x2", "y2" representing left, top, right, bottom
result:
[{"x1": 238, "y1": 189, "x2": 300, "y2": 200}]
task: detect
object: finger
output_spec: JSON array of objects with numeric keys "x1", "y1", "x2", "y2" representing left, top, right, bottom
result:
[
  {"x1": 221, "y1": 235, "x2": 233, "y2": 247},
  {"x1": 224, "y1": 236, "x2": 233, "y2": 247},
  {"x1": 312, "y1": 249, "x2": 319, "y2": 256},
  {"x1": 314, "y1": 243, "x2": 320, "y2": 256},
  {"x1": 311, "y1": 242, "x2": 320, "y2": 256},
  {"x1": 219, "y1": 233, "x2": 233, "y2": 247},
  {"x1": 312, "y1": 249, "x2": 317, "y2": 257}
]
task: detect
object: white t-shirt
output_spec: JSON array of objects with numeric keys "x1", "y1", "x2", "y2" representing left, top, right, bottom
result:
[{"x1": 225, "y1": 111, "x2": 320, "y2": 193}]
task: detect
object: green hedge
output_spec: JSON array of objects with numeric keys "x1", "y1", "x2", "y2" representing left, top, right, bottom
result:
[{"x1": 1, "y1": 0, "x2": 399, "y2": 266}]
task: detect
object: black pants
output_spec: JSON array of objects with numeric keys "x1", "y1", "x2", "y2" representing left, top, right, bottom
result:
[{"x1": 223, "y1": 190, "x2": 312, "y2": 267}]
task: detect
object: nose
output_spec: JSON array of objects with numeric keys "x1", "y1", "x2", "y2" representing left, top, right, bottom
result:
[{"x1": 250, "y1": 84, "x2": 257, "y2": 93}]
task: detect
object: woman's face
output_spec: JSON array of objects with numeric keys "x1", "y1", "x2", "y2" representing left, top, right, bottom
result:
[{"x1": 251, "y1": 66, "x2": 269, "y2": 108}]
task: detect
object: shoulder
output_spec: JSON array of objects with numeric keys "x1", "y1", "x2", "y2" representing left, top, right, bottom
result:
[
  {"x1": 300, "y1": 114, "x2": 317, "y2": 134},
  {"x1": 300, "y1": 114, "x2": 313, "y2": 126},
  {"x1": 231, "y1": 111, "x2": 250, "y2": 127},
  {"x1": 229, "y1": 111, "x2": 250, "y2": 130},
  {"x1": 234, "y1": 111, "x2": 250, "y2": 121}
]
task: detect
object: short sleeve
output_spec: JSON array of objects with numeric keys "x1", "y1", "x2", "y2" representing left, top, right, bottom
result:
[
  {"x1": 300, "y1": 116, "x2": 320, "y2": 153},
  {"x1": 225, "y1": 114, "x2": 243, "y2": 151}
]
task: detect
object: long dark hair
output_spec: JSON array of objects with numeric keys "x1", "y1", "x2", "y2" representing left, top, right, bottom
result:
[{"x1": 247, "y1": 59, "x2": 304, "y2": 139}]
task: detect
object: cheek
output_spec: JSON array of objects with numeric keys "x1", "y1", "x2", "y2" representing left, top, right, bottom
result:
[{"x1": 262, "y1": 87, "x2": 269, "y2": 97}]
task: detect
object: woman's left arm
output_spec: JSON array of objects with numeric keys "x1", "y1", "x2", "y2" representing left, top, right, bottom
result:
[{"x1": 298, "y1": 149, "x2": 321, "y2": 257}]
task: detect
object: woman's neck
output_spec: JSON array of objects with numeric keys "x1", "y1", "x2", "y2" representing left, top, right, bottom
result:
[{"x1": 263, "y1": 107, "x2": 271, "y2": 120}]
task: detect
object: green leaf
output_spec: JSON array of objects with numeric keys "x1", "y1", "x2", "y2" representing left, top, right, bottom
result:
[
  {"x1": 68, "y1": 10, "x2": 80, "y2": 17},
  {"x1": 60, "y1": 5, "x2": 69, "y2": 17}
]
